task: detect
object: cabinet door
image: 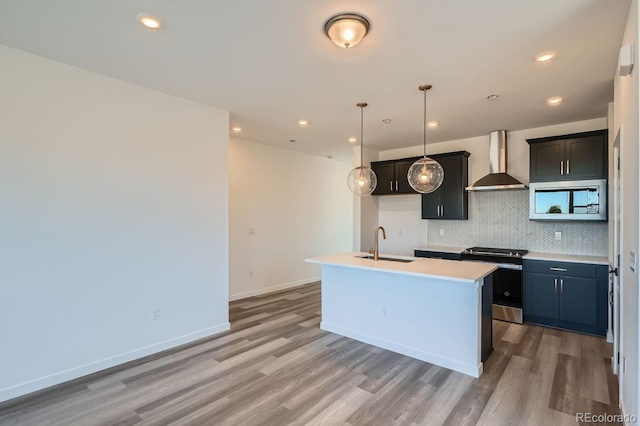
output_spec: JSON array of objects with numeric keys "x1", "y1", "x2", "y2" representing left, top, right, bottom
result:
[
  {"x1": 371, "y1": 163, "x2": 395, "y2": 195},
  {"x1": 420, "y1": 187, "x2": 442, "y2": 219},
  {"x1": 558, "y1": 276, "x2": 598, "y2": 326},
  {"x1": 565, "y1": 135, "x2": 606, "y2": 180},
  {"x1": 529, "y1": 140, "x2": 565, "y2": 182},
  {"x1": 439, "y1": 156, "x2": 466, "y2": 219},
  {"x1": 394, "y1": 160, "x2": 418, "y2": 194},
  {"x1": 524, "y1": 273, "x2": 558, "y2": 319}
]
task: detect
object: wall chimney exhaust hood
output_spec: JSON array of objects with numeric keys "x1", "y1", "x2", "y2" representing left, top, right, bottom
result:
[{"x1": 465, "y1": 130, "x2": 527, "y2": 191}]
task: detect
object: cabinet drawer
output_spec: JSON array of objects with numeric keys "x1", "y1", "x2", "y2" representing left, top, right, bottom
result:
[
  {"x1": 523, "y1": 260, "x2": 597, "y2": 279},
  {"x1": 414, "y1": 250, "x2": 462, "y2": 261}
]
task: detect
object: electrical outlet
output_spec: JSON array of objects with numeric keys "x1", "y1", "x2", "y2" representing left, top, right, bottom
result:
[
  {"x1": 440, "y1": 229, "x2": 445, "y2": 236},
  {"x1": 249, "y1": 228, "x2": 256, "y2": 235},
  {"x1": 250, "y1": 270, "x2": 254, "y2": 278},
  {"x1": 152, "y1": 307, "x2": 160, "y2": 320},
  {"x1": 381, "y1": 306, "x2": 387, "y2": 317},
  {"x1": 555, "y1": 232, "x2": 562, "y2": 241}
]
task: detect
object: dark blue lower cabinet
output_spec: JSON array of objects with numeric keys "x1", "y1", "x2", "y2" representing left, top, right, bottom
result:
[
  {"x1": 559, "y1": 276, "x2": 598, "y2": 326},
  {"x1": 525, "y1": 273, "x2": 558, "y2": 319},
  {"x1": 523, "y1": 260, "x2": 607, "y2": 336}
]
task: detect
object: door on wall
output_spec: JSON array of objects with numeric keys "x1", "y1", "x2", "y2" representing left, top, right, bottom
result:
[{"x1": 612, "y1": 130, "x2": 621, "y2": 377}]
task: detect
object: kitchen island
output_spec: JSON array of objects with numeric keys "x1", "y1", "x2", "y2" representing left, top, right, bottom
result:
[{"x1": 306, "y1": 252, "x2": 498, "y2": 377}]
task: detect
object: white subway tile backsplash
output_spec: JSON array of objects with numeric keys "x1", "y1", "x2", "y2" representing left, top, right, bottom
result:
[{"x1": 428, "y1": 191, "x2": 607, "y2": 256}]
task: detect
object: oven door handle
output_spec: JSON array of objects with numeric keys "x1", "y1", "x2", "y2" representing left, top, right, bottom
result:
[{"x1": 496, "y1": 263, "x2": 523, "y2": 270}]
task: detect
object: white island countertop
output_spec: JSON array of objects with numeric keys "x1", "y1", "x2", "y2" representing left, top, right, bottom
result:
[{"x1": 306, "y1": 252, "x2": 498, "y2": 285}]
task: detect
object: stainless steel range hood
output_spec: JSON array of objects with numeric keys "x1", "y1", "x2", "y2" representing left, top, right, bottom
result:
[{"x1": 465, "y1": 130, "x2": 527, "y2": 191}]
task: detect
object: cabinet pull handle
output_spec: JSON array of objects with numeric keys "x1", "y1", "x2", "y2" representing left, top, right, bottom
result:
[
  {"x1": 555, "y1": 278, "x2": 558, "y2": 292},
  {"x1": 566, "y1": 160, "x2": 570, "y2": 175},
  {"x1": 440, "y1": 205, "x2": 444, "y2": 217},
  {"x1": 549, "y1": 267, "x2": 567, "y2": 272},
  {"x1": 396, "y1": 181, "x2": 399, "y2": 191},
  {"x1": 390, "y1": 181, "x2": 393, "y2": 192},
  {"x1": 560, "y1": 278, "x2": 564, "y2": 293},
  {"x1": 560, "y1": 161, "x2": 564, "y2": 175}
]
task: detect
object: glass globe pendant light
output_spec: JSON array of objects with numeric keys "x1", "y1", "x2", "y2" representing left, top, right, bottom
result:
[
  {"x1": 347, "y1": 102, "x2": 377, "y2": 196},
  {"x1": 407, "y1": 84, "x2": 444, "y2": 194}
]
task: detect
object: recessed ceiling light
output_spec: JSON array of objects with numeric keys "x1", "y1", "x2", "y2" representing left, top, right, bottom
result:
[
  {"x1": 535, "y1": 52, "x2": 556, "y2": 63},
  {"x1": 486, "y1": 94, "x2": 499, "y2": 100},
  {"x1": 298, "y1": 119, "x2": 309, "y2": 126},
  {"x1": 137, "y1": 14, "x2": 162, "y2": 29},
  {"x1": 348, "y1": 137, "x2": 357, "y2": 143},
  {"x1": 327, "y1": 155, "x2": 334, "y2": 159},
  {"x1": 382, "y1": 119, "x2": 392, "y2": 124},
  {"x1": 289, "y1": 139, "x2": 296, "y2": 143},
  {"x1": 547, "y1": 96, "x2": 563, "y2": 106},
  {"x1": 231, "y1": 126, "x2": 242, "y2": 132},
  {"x1": 427, "y1": 121, "x2": 439, "y2": 128}
]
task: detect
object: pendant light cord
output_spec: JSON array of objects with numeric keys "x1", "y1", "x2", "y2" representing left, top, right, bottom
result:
[
  {"x1": 360, "y1": 105, "x2": 364, "y2": 167},
  {"x1": 422, "y1": 88, "x2": 427, "y2": 158}
]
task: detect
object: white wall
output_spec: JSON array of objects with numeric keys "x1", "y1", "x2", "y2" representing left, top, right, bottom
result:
[
  {"x1": 376, "y1": 118, "x2": 607, "y2": 256},
  {"x1": 229, "y1": 137, "x2": 353, "y2": 300},
  {"x1": 353, "y1": 147, "x2": 380, "y2": 252},
  {"x1": 0, "y1": 45, "x2": 230, "y2": 402},
  {"x1": 613, "y1": 0, "x2": 640, "y2": 418}
]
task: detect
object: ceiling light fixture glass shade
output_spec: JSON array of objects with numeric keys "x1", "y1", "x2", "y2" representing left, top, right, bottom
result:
[
  {"x1": 407, "y1": 85, "x2": 444, "y2": 194},
  {"x1": 347, "y1": 102, "x2": 377, "y2": 196},
  {"x1": 324, "y1": 13, "x2": 370, "y2": 49}
]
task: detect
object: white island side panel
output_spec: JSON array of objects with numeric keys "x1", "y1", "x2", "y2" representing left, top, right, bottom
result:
[{"x1": 320, "y1": 265, "x2": 483, "y2": 377}]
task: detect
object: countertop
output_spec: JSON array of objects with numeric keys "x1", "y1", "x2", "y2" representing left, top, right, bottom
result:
[
  {"x1": 523, "y1": 252, "x2": 610, "y2": 266},
  {"x1": 414, "y1": 245, "x2": 610, "y2": 266},
  {"x1": 306, "y1": 252, "x2": 498, "y2": 284},
  {"x1": 414, "y1": 245, "x2": 466, "y2": 254}
]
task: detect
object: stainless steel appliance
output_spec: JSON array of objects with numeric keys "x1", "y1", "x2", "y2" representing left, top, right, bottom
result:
[
  {"x1": 465, "y1": 130, "x2": 527, "y2": 191},
  {"x1": 529, "y1": 179, "x2": 607, "y2": 221},
  {"x1": 462, "y1": 247, "x2": 528, "y2": 324}
]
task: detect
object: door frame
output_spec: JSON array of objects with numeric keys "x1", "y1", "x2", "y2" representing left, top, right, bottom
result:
[{"x1": 612, "y1": 128, "x2": 622, "y2": 380}]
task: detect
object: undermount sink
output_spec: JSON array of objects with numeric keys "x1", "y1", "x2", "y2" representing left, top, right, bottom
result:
[{"x1": 357, "y1": 255, "x2": 415, "y2": 263}]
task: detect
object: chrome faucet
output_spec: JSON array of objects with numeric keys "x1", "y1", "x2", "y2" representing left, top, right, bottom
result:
[{"x1": 371, "y1": 226, "x2": 387, "y2": 261}]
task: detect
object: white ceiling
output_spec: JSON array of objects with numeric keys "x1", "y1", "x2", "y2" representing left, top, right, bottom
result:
[{"x1": 0, "y1": 0, "x2": 631, "y2": 163}]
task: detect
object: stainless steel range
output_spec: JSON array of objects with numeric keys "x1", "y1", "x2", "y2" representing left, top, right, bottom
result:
[{"x1": 461, "y1": 247, "x2": 528, "y2": 324}]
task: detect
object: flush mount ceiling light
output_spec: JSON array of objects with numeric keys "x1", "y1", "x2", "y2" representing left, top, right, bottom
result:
[
  {"x1": 487, "y1": 94, "x2": 499, "y2": 101},
  {"x1": 535, "y1": 51, "x2": 556, "y2": 62},
  {"x1": 427, "y1": 121, "x2": 439, "y2": 128},
  {"x1": 348, "y1": 137, "x2": 357, "y2": 143},
  {"x1": 547, "y1": 96, "x2": 563, "y2": 106},
  {"x1": 407, "y1": 85, "x2": 444, "y2": 194},
  {"x1": 137, "y1": 14, "x2": 162, "y2": 29},
  {"x1": 324, "y1": 13, "x2": 370, "y2": 49},
  {"x1": 347, "y1": 102, "x2": 377, "y2": 196},
  {"x1": 298, "y1": 119, "x2": 309, "y2": 126},
  {"x1": 231, "y1": 126, "x2": 242, "y2": 132}
]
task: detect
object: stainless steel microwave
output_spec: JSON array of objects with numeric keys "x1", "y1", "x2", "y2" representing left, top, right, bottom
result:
[{"x1": 529, "y1": 179, "x2": 607, "y2": 221}]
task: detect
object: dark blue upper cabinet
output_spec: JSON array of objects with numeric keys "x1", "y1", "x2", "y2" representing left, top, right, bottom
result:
[
  {"x1": 527, "y1": 129, "x2": 608, "y2": 183},
  {"x1": 421, "y1": 151, "x2": 470, "y2": 220}
]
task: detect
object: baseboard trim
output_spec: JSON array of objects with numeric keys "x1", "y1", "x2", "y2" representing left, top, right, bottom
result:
[
  {"x1": 0, "y1": 322, "x2": 230, "y2": 404},
  {"x1": 320, "y1": 322, "x2": 482, "y2": 378},
  {"x1": 229, "y1": 277, "x2": 320, "y2": 301}
]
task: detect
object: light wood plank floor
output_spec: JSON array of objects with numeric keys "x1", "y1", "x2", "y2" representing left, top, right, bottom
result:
[{"x1": 0, "y1": 283, "x2": 621, "y2": 425}]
